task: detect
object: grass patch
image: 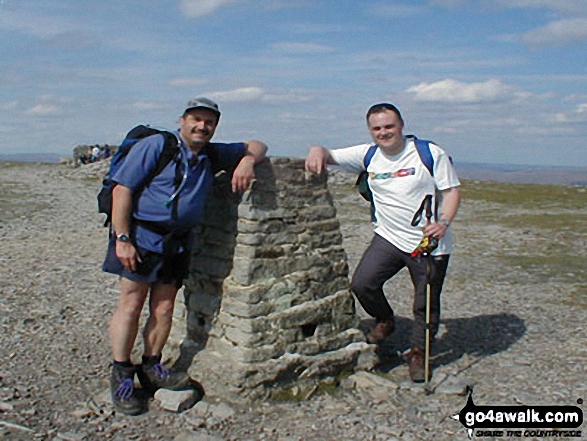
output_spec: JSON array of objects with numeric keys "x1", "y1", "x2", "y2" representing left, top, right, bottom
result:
[
  {"x1": 564, "y1": 285, "x2": 587, "y2": 309},
  {"x1": 461, "y1": 179, "x2": 587, "y2": 211},
  {"x1": 470, "y1": 212, "x2": 587, "y2": 239},
  {"x1": 75, "y1": 175, "x2": 102, "y2": 184},
  {"x1": 271, "y1": 371, "x2": 353, "y2": 402},
  {"x1": 0, "y1": 162, "x2": 27, "y2": 168},
  {"x1": 499, "y1": 254, "x2": 586, "y2": 284},
  {"x1": 498, "y1": 213, "x2": 587, "y2": 233},
  {"x1": 0, "y1": 179, "x2": 51, "y2": 223}
]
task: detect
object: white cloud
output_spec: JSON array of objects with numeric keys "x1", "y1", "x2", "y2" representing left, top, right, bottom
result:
[
  {"x1": 43, "y1": 31, "x2": 99, "y2": 50},
  {"x1": 129, "y1": 101, "x2": 166, "y2": 111},
  {"x1": 0, "y1": 101, "x2": 18, "y2": 110},
  {"x1": 406, "y1": 78, "x2": 520, "y2": 103},
  {"x1": 521, "y1": 18, "x2": 587, "y2": 46},
  {"x1": 207, "y1": 87, "x2": 265, "y2": 102},
  {"x1": 179, "y1": 0, "x2": 313, "y2": 17},
  {"x1": 205, "y1": 87, "x2": 313, "y2": 104},
  {"x1": 430, "y1": 117, "x2": 525, "y2": 135},
  {"x1": 555, "y1": 103, "x2": 587, "y2": 122},
  {"x1": 270, "y1": 42, "x2": 336, "y2": 54},
  {"x1": 169, "y1": 78, "x2": 209, "y2": 87},
  {"x1": 564, "y1": 93, "x2": 587, "y2": 101},
  {"x1": 494, "y1": 0, "x2": 587, "y2": 47},
  {"x1": 0, "y1": 8, "x2": 72, "y2": 38},
  {"x1": 262, "y1": 0, "x2": 314, "y2": 10},
  {"x1": 0, "y1": 123, "x2": 17, "y2": 134},
  {"x1": 26, "y1": 104, "x2": 61, "y2": 116},
  {"x1": 180, "y1": 0, "x2": 242, "y2": 18},
  {"x1": 261, "y1": 91, "x2": 313, "y2": 103},
  {"x1": 282, "y1": 22, "x2": 350, "y2": 35},
  {"x1": 277, "y1": 112, "x2": 317, "y2": 121},
  {"x1": 367, "y1": 3, "x2": 425, "y2": 17},
  {"x1": 495, "y1": 0, "x2": 587, "y2": 15},
  {"x1": 428, "y1": 0, "x2": 468, "y2": 8},
  {"x1": 23, "y1": 95, "x2": 74, "y2": 116}
]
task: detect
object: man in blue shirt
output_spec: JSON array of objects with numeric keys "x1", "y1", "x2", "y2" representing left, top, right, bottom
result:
[{"x1": 103, "y1": 97, "x2": 267, "y2": 415}]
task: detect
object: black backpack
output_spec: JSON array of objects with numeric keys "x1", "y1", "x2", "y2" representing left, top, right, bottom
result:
[{"x1": 97, "y1": 125, "x2": 180, "y2": 227}]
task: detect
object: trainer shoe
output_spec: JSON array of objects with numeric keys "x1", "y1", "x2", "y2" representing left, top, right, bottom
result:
[
  {"x1": 110, "y1": 364, "x2": 143, "y2": 416},
  {"x1": 407, "y1": 348, "x2": 432, "y2": 383},
  {"x1": 366, "y1": 318, "x2": 395, "y2": 344},
  {"x1": 137, "y1": 357, "x2": 190, "y2": 393}
]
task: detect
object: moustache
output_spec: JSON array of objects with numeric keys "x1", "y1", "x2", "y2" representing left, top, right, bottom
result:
[{"x1": 192, "y1": 128, "x2": 210, "y2": 136}]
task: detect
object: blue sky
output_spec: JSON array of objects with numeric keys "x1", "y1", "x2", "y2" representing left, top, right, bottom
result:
[{"x1": 1, "y1": 0, "x2": 586, "y2": 166}]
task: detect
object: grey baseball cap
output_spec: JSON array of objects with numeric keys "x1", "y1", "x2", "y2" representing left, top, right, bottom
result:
[{"x1": 184, "y1": 97, "x2": 221, "y2": 118}]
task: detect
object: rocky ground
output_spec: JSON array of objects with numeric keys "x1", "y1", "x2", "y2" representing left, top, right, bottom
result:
[{"x1": 0, "y1": 161, "x2": 585, "y2": 441}]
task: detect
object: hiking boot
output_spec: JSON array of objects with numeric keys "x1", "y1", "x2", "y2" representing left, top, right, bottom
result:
[
  {"x1": 137, "y1": 359, "x2": 190, "y2": 394},
  {"x1": 110, "y1": 364, "x2": 143, "y2": 416},
  {"x1": 366, "y1": 318, "x2": 395, "y2": 344},
  {"x1": 407, "y1": 348, "x2": 432, "y2": 383}
]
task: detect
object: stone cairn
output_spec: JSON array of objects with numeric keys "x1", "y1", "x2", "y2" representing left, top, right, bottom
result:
[{"x1": 181, "y1": 157, "x2": 376, "y2": 400}]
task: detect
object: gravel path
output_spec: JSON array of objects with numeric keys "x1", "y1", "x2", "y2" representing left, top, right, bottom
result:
[{"x1": 0, "y1": 162, "x2": 585, "y2": 441}]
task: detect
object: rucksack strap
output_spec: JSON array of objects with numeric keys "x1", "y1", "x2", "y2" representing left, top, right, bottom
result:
[
  {"x1": 142, "y1": 132, "x2": 180, "y2": 189},
  {"x1": 363, "y1": 144, "x2": 378, "y2": 169},
  {"x1": 411, "y1": 194, "x2": 434, "y2": 227},
  {"x1": 407, "y1": 135, "x2": 434, "y2": 177},
  {"x1": 132, "y1": 132, "x2": 180, "y2": 219},
  {"x1": 406, "y1": 135, "x2": 438, "y2": 220},
  {"x1": 134, "y1": 219, "x2": 191, "y2": 283},
  {"x1": 360, "y1": 136, "x2": 436, "y2": 223},
  {"x1": 363, "y1": 137, "x2": 434, "y2": 176},
  {"x1": 202, "y1": 143, "x2": 222, "y2": 175}
]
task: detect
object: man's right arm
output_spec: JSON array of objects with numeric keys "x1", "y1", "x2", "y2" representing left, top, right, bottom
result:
[
  {"x1": 305, "y1": 145, "x2": 339, "y2": 174},
  {"x1": 112, "y1": 184, "x2": 140, "y2": 272}
]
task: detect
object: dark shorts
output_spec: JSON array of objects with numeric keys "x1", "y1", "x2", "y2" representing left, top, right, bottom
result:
[{"x1": 102, "y1": 236, "x2": 190, "y2": 288}]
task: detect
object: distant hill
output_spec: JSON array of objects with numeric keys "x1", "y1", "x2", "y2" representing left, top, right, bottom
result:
[
  {"x1": 455, "y1": 162, "x2": 587, "y2": 186},
  {"x1": 1, "y1": 153, "x2": 586, "y2": 186},
  {"x1": 0, "y1": 153, "x2": 65, "y2": 163}
]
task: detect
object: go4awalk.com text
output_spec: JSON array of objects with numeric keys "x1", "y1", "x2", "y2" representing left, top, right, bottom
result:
[
  {"x1": 475, "y1": 429, "x2": 581, "y2": 438},
  {"x1": 451, "y1": 389, "x2": 583, "y2": 439}
]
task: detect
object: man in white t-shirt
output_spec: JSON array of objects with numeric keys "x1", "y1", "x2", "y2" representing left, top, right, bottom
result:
[
  {"x1": 91, "y1": 146, "x2": 101, "y2": 162},
  {"x1": 305, "y1": 103, "x2": 461, "y2": 382}
]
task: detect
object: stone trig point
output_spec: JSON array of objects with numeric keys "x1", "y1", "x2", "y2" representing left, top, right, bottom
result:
[{"x1": 179, "y1": 157, "x2": 376, "y2": 400}]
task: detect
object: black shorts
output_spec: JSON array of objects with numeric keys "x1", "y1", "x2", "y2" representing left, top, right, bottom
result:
[{"x1": 102, "y1": 236, "x2": 190, "y2": 288}]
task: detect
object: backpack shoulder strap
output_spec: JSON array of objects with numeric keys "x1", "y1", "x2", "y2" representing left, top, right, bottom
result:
[
  {"x1": 363, "y1": 144, "x2": 378, "y2": 169},
  {"x1": 131, "y1": 131, "x2": 181, "y2": 219},
  {"x1": 408, "y1": 135, "x2": 440, "y2": 219},
  {"x1": 358, "y1": 144, "x2": 379, "y2": 223},
  {"x1": 407, "y1": 135, "x2": 434, "y2": 177},
  {"x1": 365, "y1": 139, "x2": 434, "y2": 176},
  {"x1": 142, "y1": 131, "x2": 180, "y2": 187},
  {"x1": 202, "y1": 143, "x2": 222, "y2": 174}
]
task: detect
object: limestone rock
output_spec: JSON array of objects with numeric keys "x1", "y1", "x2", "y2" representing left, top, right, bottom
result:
[{"x1": 154, "y1": 388, "x2": 203, "y2": 413}]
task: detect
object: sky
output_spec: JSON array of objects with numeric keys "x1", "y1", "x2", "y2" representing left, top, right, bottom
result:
[{"x1": 1, "y1": 0, "x2": 586, "y2": 167}]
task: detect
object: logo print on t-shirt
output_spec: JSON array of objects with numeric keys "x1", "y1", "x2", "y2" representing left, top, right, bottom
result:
[{"x1": 369, "y1": 167, "x2": 416, "y2": 180}]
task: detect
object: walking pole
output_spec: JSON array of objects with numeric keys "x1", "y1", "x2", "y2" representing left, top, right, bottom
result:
[
  {"x1": 423, "y1": 195, "x2": 433, "y2": 390},
  {"x1": 424, "y1": 259, "x2": 432, "y2": 387},
  {"x1": 410, "y1": 194, "x2": 437, "y2": 391}
]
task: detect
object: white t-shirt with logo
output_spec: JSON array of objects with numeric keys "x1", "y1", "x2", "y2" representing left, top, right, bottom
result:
[{"x1": 329, "y1": 137, "x2": 460, "y2": 255}]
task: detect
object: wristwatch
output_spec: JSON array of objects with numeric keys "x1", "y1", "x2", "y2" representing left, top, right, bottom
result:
[
  {"x1": 116, "y1": 233, "x2": 131, "y2": 243},
  {"x1": 439, "y1": 219, "x2": 451, "y2": 228}
]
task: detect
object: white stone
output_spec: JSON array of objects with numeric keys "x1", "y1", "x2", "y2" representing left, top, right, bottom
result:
[{"x1": 154, "y1": 388, "x2": 201, "y2": 413}]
